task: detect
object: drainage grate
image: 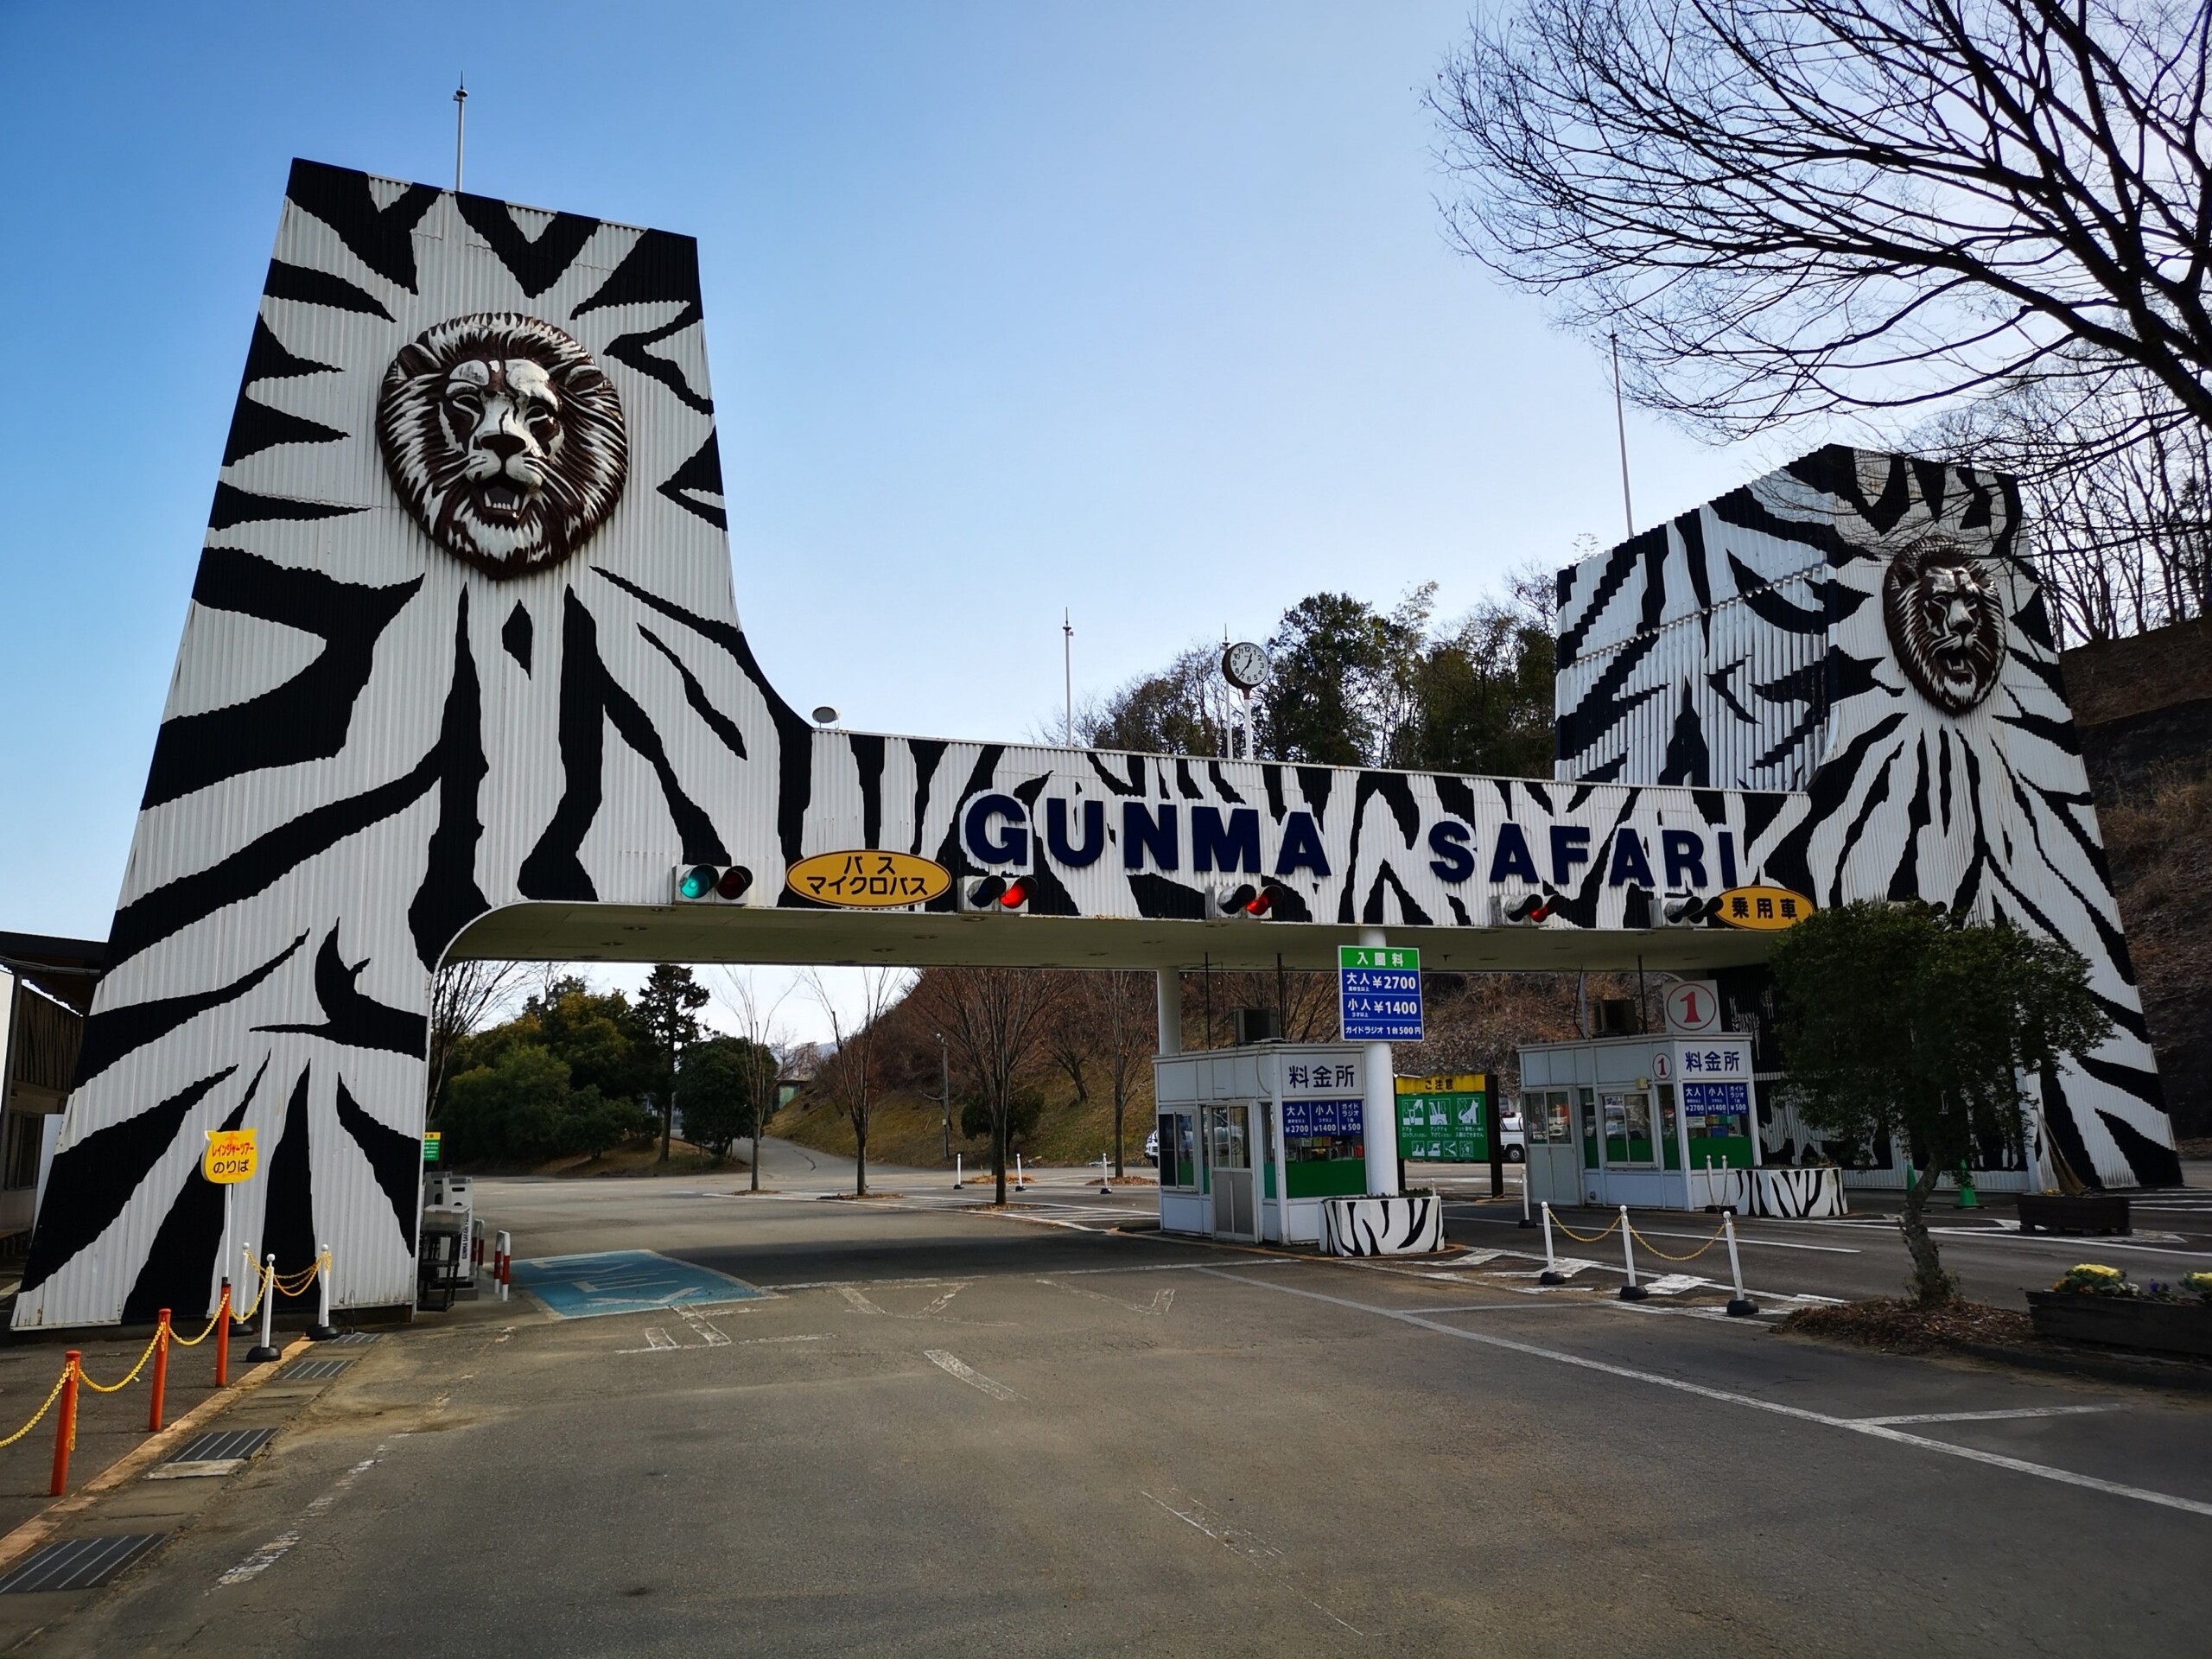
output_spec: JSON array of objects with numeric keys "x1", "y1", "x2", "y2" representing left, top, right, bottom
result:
[
  {"x1": 167, "y1": 1427, "x2": 276, "y2": 1465},
  {"x1": 0, "y1": 1535, "x2": 163, "y2": 1593},
  {"x1": 281, "y1": 1357, "x2": 353, "y2": 1382},
  {"x1": 323, "y1": 1332, "x2": 380, "y2": 1346}
]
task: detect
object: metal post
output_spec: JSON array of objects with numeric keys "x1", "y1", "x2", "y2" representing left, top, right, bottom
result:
[
  {"x1": 1518, "y1": 1155, "x2": 1535, "y2": 1229},
  {"x1": 1539, "y1": 1202, "x2": 1565, "y2": 1285},
  {"x1": 453, "y1": 79, "x2": 467, "y2": 194},
  {"x1": 1156, "y1": 968, "x2": 1183, "y2": 1056},
  {"x1": 937, "y1": 1035, "x2": 950, "y2": 1161},
  {"x1": 248, "y1": 1254, "x2": 280, "y2": 1361},
  {"x1": 148, "y1": 1312, "x2": 170, "y2": 1432},
  {"x1": 310, "y1": 1243, "x2": 336, "y2": 1340},
  {"x1": 954, "y1": 1152, "x2": 963, "y2": 1191},
  {"x1": 1611, "y1": 330, "x2": 1633, "y2": 537},
  {"x1": 49, "y1": 1353, "x2": 79, "y2": 1496},
  {"x1": 1358, "y1": 928, "x2": 1400, "y2": 1198},
  {"x1": 1724, "y1": 1211, "x2": 1757, "y2": 1316},
  {"x1": 215, "y1": 1280, "x2": 231, "y2": 1387},
  {"x1": 1618, "y1": 1205, "x2": 1648, "y2": 1300},
  {"x1": 1063, "y1": 608, "x2": 1074, "y2": 747}
]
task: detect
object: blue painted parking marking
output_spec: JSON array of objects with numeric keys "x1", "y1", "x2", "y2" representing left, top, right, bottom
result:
[{"x1": 510, "y1": 1249, "x2": 765, "y2": 1319}]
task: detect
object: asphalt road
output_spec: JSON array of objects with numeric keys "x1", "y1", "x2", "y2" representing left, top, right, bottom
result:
[{"x1": 10, "y1": 1160, "x2": 2210, "y2": 1657}]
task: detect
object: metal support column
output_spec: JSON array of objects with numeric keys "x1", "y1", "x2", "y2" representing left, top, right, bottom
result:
[
  {"x1": 1156, "y1": 968, "x2": 1182, "y2": 1057},
  {"x1": 1358, "y1": 927, "x2": 1401, "y2": 1197}
]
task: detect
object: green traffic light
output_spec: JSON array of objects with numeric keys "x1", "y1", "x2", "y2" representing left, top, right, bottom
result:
[{"x1": 679, "y1": 865, "x2": 716, "y2": 899}]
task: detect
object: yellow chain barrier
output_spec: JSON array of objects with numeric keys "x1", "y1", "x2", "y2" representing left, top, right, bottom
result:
[
  {"x1": 0, "y1": 1363, "x2": 73, "y2": 1450},
  {"x1": 230, "y1": 1265, "x2": 270, "y2": 1323},
  {"x1": 1625, "y1": 1220, "x2": 1728, "y2": 1262},
  {"x1": 77, "y1": 1327, "x2": 164, "y2": 1394},
  {"x1": 1548, "y1": 1211, "x2": 1622, "y2": 1244},
  {"x1": 168, "y1": 1306, "x2": 225, "y2": 1348},
  {"x1": 271, "y1": 1259, "x2": 321, "y2": 1296}
]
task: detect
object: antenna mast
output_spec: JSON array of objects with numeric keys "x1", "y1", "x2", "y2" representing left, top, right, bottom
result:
[
  {"x1": 453, "y1": 79, "x2": 468, "y2": 193},
  {"x1": 1062, "y1": 609, "x2": 1074, "y2": 747},
  {"x1": 1611, "y1": 330, "x2": 1633, "y2": 538}
]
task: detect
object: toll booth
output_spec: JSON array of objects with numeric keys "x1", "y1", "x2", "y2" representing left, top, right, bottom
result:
[
  {"x1": 1154, "y1": 1042, "x2": 1370, "y2": 1244},
  {"x1": 1518, "y1": 1033, "x2": 1766, "y2": 1212}
]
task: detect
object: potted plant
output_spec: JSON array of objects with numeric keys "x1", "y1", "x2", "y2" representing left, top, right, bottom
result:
[{"x1": 2025, "y1": 1265, "x2": 2212, "y2": 1358}]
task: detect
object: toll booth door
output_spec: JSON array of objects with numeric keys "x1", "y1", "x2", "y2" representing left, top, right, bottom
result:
[{"x1": 1205, "y1": 1104, "x2": 1255, "y2": 1241}]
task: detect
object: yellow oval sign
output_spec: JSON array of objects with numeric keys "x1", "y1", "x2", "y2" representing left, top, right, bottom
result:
[
  {"x1": 785, "y1": 850, "x2": 951, "y2": 909},
  {"x1": 203, "y1": 1128, "x2": 258, "y2": 1185},
  {"x1": 1712, "y1": 885, "x2": 1815, "y2": 931}
]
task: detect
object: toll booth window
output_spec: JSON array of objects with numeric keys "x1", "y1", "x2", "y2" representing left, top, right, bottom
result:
[
  {"x1": 1522, "y1": 1090, "x2": 1572, "y2": 1143},
  {"x1": 1158, "y1": 1113, "x2": 1197, "y2": 1189},
  {"x1": 1602, "y1": 1090, "x2": 1656, "y2": 1167}
]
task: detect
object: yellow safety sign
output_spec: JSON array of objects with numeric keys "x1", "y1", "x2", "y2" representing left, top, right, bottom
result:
[
  {"x1": 1710, "y1": 885, "x2": 1815, "y2": 931},
  {"x1": 785, "y1": 849, "x2": 950, "y2": 909},
  {"x1": 202, "y1": 1128, "x2": 257, "y2": 1184},
  {"x1": 1396, "y1": 1073, "x2": 1485, "y2": 1096}
]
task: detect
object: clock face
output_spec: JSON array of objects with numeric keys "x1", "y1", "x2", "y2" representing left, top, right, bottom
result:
[{"x1": 1223, "y1": 641, "x2": 1271, "y2": 690}]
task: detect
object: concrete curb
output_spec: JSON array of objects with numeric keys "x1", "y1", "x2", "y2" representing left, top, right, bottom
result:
[{"x1": 0, "y1": 1333, "x2": 315, "y2": 1573}]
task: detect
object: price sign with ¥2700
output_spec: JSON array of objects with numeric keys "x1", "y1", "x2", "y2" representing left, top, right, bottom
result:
[{"x1": 1338, "y1": 945, "x2": 1424, "y2": 1042}]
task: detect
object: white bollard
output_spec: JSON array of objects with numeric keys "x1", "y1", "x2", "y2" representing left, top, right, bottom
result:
[
  {"x1": 309, "y1": 1243, "x2": 336, "y2": 1340},
  {"x1": 1539, "y1": 1203, "x2": 1564, "y2": 1284},
  {"x1": 1518, "y1": 1163, "x2": 1534, "y2": 1229},
  {"x1": 247, "y1": 1253, "x2": 281, "y2": 1360},
  {"x1": 1099, "y1": 1154, "x2": 1113, "y2": 1196},
  {"x1": 1016, "y1": 1153, "x2": 1026, "y2": 1190},
  {"x1": 954, "y1": 1153, "x2": 963, "y2": 1191},
  {"x1": 1617, "y1": 1205, "x2": 1648, "y2": 1301},
  {"x1": 1723, "y1": 1211, "x2": 1757, "y2": 1316}
]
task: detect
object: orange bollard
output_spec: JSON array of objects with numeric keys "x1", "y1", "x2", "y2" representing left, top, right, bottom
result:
[
  {"x1": 215, "y1": 1280, "x2": 232, "y2": 1388},
  {"x1": 49, "y1": 1352, "x2": 79, "y2": 1497},
  {"x1": 148, "y1": 1310, "x2": 171, "y2": 1433}
]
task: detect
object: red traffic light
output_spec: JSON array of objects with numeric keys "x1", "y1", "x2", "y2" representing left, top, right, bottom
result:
[
  {"x1": 715, "y1": 866, "x2": 753, "y2": 900},
  {"x1": 999, "y1": 878, "x2": 1029, "y2": 909}
]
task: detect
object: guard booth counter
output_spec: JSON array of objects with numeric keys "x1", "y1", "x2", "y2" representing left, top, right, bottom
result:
[{"x1": 1154, "y1": 1042, "x2": 1370, "y2": 1243}]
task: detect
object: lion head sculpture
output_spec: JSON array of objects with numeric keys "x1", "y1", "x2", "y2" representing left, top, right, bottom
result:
[
  {"x1": 1882, "y1": 537, "x2": 2005, "y2": 715},
  {"x1": 376, "y1": 313, "x2": 627, "y2": 578}
]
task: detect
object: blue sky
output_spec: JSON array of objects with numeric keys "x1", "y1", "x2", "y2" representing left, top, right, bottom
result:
[{"x1": 0, "y1": 3, "x2": 1775, "y2": 1025}]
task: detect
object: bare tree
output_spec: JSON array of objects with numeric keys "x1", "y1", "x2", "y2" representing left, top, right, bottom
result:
[
  {"x1": 714, "y1": 968, "x2": 795, "y2": 1193},
  {"x1": 1042, "y1": 995, "x2": 1091, "y2": 1109},
  {"x1": 428, "y1": 958, "x2": 531, "y2": 1107},
  {"x1": 912, "y1": 967, "x2": 1062, "y2": 1204},
  {"x1": 803, "y1": 967, "x2": 912, "y2": 1198},
  {"x1": 1923, "y1": 362, "x2": 2211, "y2": 642},
  {"x1": 1433, "y1": 0, "x2": 2212, "y2": 437}
]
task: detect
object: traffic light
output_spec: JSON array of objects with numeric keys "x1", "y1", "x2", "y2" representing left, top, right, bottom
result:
[
  {"x1": 1210, "y1": 881, "x2": 1284, "y2": 919},
  {"x1": 672, "y1": 863, "x2": 755, "y2": 904},
  {"x1": 1662, "y1": 893, "x2": 1713, "y2": 927},
  {"x1": 960, "y1": 873, "x2": 1033, "y2": 913},
  {"x1": 1495, "y1": 892, "x2": 1553, "y2": 925}
]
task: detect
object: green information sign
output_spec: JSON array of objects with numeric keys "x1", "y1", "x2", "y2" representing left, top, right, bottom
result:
[
  {"x1": 423, "y1": 1131, "x2": 442, "y2": 1166},
  {"x1": 1395, "y1": 1073, "x2": 1488, "y2": 1161}
]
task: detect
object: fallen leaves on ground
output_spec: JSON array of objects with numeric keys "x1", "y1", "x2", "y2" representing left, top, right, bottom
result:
[{"x1": 1781, "y1": 1298, "x2": 2034, "y2": 1354}]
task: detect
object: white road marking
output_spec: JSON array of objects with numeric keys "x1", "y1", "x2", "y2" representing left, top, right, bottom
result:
[
  {"x1": 678, "y1": 1306, "x2": 731, "y2": 1346},
  {"x1": 840, "y1": 1287, "x2": 886, "y2": 1316},
  {"x1": 218, "y1": 1531, "x2": 299, "y2": 1586},
  {"x1": 925, "y1": 1349, "x2": 1019, "y2": 1401},
  {"x1": 1206, "y1": 1269, "x2": 2212, "y2": 1520},
  {"x1": 618, "y1": 1328, "x2": 680, "y2": 1354},
  {"x1": 1141, "y1": 1488, "x2": 1362, "y2": 1635},
  {"x1": 1643, "y1": 1274, "x2": 1707, "y2": 1295},
  {"x1": 918, "y1": 1285, "x2": 967, "y2": 1316},
  {"x1": 1853, "y1": 1405, "x2": 2120, "y2": 1426},
  {"x1": 218, "y1": 1451, "x2": 386, "y2": 1586},
  {"x1": 1039, "y1": 1279, "x2": 1176, "y2": 1316}
]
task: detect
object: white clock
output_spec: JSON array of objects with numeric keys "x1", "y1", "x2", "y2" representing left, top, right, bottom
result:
[{"x1": 1223, "y1": 641, "x2": 1271, "y2": 690}]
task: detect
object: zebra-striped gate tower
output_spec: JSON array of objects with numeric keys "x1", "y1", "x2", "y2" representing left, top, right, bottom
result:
[{"x1": 14, "y1": 162, "x2": 2173, "y2": 1331}]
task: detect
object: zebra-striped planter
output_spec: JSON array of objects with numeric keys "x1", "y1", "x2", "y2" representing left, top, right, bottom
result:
[{"x1": 1320, "y1": 1194, "x2": 1444, "y2": 1256}]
